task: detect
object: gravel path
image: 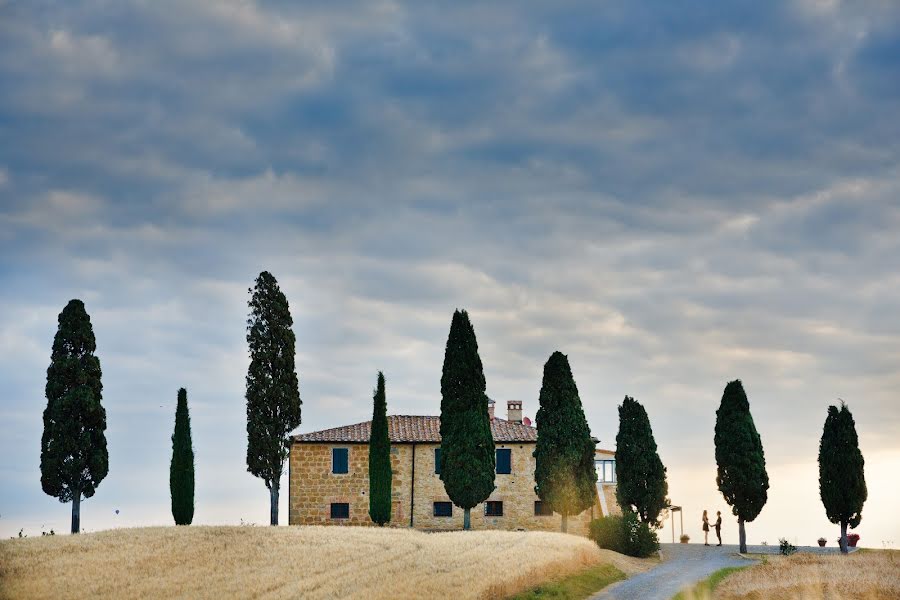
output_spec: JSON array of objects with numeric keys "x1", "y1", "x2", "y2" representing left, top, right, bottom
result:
[{"x1": 591, "y1": 543, "x2": 853, "y2": 600}]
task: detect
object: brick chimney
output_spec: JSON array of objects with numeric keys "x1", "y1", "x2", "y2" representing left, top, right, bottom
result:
[
  {"x1": 487, "y1": 398, "x2": 496, "y2": 420},
  {"x1": 507, "y1": 400, "x2": 522, "y2": 424}
]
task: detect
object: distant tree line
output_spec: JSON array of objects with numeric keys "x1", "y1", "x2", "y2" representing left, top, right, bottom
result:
[{"x1": 38, "y1": 275, "x2": 866, "y2": 551}]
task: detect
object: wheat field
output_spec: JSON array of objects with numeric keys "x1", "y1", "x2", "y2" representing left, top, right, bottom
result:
[
  {"x1": 0, "y1": 525, "x2": 648, "y2": 600},
  {"x1": 715, "y1": 550, "x2": 900, "y2": 600}
]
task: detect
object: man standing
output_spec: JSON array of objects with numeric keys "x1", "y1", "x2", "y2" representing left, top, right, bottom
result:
[{"x1": 715, "y1": 511, "x2": 723, "y2": 546}]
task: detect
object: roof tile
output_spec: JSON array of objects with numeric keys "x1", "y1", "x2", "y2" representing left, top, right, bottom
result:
[{"x1": 292, "y1": 415, "x2": 538, "y2": 444}]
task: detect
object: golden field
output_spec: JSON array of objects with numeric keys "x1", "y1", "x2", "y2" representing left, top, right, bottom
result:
[
  {"x1": 715, "y1": 550, "x2": 900, "y2": 600},
  {"x1": 0, "y1": 525, "x2": 648, "y2": 600}
]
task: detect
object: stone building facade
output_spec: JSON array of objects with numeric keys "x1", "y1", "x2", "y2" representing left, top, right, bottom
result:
[
  {"x1": 594, "y1": 448, "x2": 621, "y2": 518},
  {"x1": 288, "y1": 402, "x2": 620, "y2": 536}
]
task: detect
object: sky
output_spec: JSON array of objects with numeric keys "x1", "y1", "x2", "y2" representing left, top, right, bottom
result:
[{"x1": 1, "y1": 0, "x2": 899, "y2": 547}]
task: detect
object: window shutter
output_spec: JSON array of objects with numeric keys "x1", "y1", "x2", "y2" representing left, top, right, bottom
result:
[
  {"x1": 434, "y1": 448, "x2": 441, "y2": 475},
  {"x1": 330, "y1": 503, "x2": 349, "y2": 519},
  {"x1": 496, "y1": 449, "x2": 511, "y2": 474},
  {"x1": 332, "y1": 448, "x2": 349, "y2": 474}
]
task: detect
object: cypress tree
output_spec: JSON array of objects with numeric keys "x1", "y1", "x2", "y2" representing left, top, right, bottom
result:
[
  {"x1": 170, "y1": 387, "x2": 195, "y2": 525},
  {"x1": 534, "y1": 351, "x2": 597, "y2": 532},
  {"x1": 714, "y1": 379, "x2": 769, "y2": 553},
  {"x1": 615, "y1": 396, "x2": 669, "y2": 527},
  {"x1": 368, "y1": 372, "x2": 392, "y2": 525},
  {"x1": 819, "y1": 402, "x2": 866, "y2": 554},
  {"x1": 41, "y1": 299, "x2": 108, "y2": 534},
  {"x1": 439, "y1": 309, "x2": 495, "y2": 530},
  {"x1": 246, "y1": 271, "x2": 302, "y2": 526}
]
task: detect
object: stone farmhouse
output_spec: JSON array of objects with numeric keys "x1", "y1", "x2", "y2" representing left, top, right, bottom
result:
[{"x1": 288, "y1": 399, "x2": 621, "y2": 535}]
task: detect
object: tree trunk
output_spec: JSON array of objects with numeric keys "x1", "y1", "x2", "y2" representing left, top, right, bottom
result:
[
  {"x1": 561, "y1": 513, "x2": 568, "y2": 533},
  {"x1": 71, "y1": 493, "x2": 81, "y2": 534},
  {"x1": 463, "y1": 508, "x2": 471, "y2": 530},
  {"x1": 270, "y1": 484, "x2": 279, "y2": 526},
  {"x1": 840, "y1": 521, "x2": 848, "y2": 554},
  {"x1": 738, "y1": 516, "x2": 747, "y2": 553}
]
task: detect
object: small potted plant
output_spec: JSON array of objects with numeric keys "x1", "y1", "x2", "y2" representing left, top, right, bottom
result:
[
  {"x1": 680, "y1": 534, "x2": 690, "y2": 544},
  {"x1": 818, "y1": 537, "x2": 827, "y2": 547},
  {"x1": 848, "y1": 533, "x2": 860, "y2": 547}
]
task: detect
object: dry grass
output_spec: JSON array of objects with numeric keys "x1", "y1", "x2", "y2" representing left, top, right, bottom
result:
[
  {"x1": 0, "y1": 525, "x2": 647, "y2": 600},
  {"x1": 713, "y1": 550, "x2": 900, "y2": 600}
]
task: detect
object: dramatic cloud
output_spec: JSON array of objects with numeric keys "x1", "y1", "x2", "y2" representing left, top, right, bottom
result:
[{"x1": 1, "y1": 0, "x2": 898, "y2": 544}]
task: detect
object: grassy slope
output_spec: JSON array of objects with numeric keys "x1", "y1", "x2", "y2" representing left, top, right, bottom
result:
[
  {"x1": 508, "y1": 563, "x2": 626, "y2": 599},
  {"x1": 671, "y1": 566, "x2": 748, "y2": 600},
  {"x1": 708, "y1": 550, "x2": 900, "y2": 600},
  {"x1": 0, "y1": 525, "x2": 632, "y2": 600}
]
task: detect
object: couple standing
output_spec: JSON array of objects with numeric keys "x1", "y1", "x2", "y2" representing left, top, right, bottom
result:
[{"x1": 702, "y1": 510, "x2": 722, "y2": 546}]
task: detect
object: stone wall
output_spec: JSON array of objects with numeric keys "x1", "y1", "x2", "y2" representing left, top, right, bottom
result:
[
  {"x1": 289, "y1": 441, "x2": 606, "y2": 536},
  {"x1": 600, "y1": 484, "x2": 621, "y2": 517}
]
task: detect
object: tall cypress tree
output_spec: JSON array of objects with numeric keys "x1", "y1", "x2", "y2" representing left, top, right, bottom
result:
[
  {"x1": 615, "y1": 396, "x2": 669, "y2": 527},
  {"x1": 439, "y1": 309, "x2": 495, "y2": 530},
  {"x1": 246, "y1": 271, "x2": 302, "y2": 526},
  {"x1": 170, "y1": 387, "x2": 195, "y2": 526},
  {"x1": 368, "y1": 372, "x2": 392, "y2": 526},
  {"x1": 819, "y1": 402, "x2": 866, "y2": 553},
  {"x1": 534, "y1": 351, "x2": 597, "y2": 532},
  {"x1": 714, "y1": 379, "x2": 769, "y2": 553},
  {"x1": 41, "y1": 299, "x2": 108, "y2": 534}
]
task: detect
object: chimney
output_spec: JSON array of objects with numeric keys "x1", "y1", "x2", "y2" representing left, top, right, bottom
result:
[
  {"x1": 487, "y1": 398, "x2": 496, "y2": 420},
  {"x1": 507, "y1": 400, "x2": 522, "y2": 424}
]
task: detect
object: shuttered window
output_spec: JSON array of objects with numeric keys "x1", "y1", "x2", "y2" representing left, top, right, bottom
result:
[
  {"x1": 534, "y1": 501, "x2": 553, "y2": 516},
  {"x1": 433, "y1": 502, "x2": 453, "y2": 517},
  {"x1": 485, "y1": 501, "x2": 504, "y2": 517},
  {"x1": 330, "y1": 503, "x2": 349, "y2": 519},
  {"x1": 496, "y1": 449, "x2": 511, "y2": 474},
  {"x1": 332, "y1": 448, "x2": 349, "y2": 474},
  {"x1": 434, "y1": 448, "x2": 441, "y2": 475}
]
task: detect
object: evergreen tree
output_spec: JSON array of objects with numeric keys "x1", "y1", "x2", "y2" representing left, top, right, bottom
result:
[
  {"x1": 615, "y1": 396, "x2": 669, "y2": 527},
  {"x1": 246, "y1": 271, "x2": 302, "y2": 526},
  {"x1": 41, "y1": 299, "x2": 108, "y2": 534},
  {"x1": 819, "y1": 402, "x2": 867, "y2": 554},
  {"x1": 170, "y1": 387, "x2": 195, "y2": 525},
  {"x1": 368, "y1": 372, "x2": 392, "y2": 526},
  {"x1": 534, "y1": 351, "x2": 597, "y2": 532},
  {"x1": 714, "y1": 380, "x2": 769, "y2": 553},
  {"x1": 439, "y1": 309, "x2": 495, "y2": 530}
]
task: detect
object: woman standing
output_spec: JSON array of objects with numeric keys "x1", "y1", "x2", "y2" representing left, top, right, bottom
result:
[{"x1": 702, "y1": 510, "x2": 710, "y2": 546}]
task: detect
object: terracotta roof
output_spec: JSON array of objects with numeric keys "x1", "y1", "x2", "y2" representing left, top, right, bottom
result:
[{"x1": 293, "y1": 415, "x2": 539, "y2": 444}]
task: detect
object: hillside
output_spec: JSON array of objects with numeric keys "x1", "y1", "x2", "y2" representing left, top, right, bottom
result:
[{"x1": 0, "y1": 525, "x2": 647, "y2": 600}]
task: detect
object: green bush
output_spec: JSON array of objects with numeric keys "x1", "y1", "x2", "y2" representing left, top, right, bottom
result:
[
  {"x1": 779, "y1": 538, "x2": 797, "y2": 555},
  {"x1": 589, "y1": 515, "x2": 624, "y2": 553},
  {"x1": 589, "y1": 511, "x2": 659, "y2": 558}
]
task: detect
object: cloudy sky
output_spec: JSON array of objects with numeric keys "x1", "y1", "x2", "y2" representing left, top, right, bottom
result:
[{"x1": 2, "y1": 0, "x2": 899, "y2": 546}]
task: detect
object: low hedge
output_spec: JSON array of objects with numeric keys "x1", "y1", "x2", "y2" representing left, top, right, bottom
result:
[{"x1": 589, "y1": 511, "x2": 659, "y2": 558}]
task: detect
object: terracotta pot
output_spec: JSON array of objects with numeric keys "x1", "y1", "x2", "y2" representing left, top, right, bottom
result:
[
  {"x1": 818, "y1": 539, "x2": 826, "y2": 547},
  {"x1": 848, "y1": 537, "x2": 859, "y2": 547}
]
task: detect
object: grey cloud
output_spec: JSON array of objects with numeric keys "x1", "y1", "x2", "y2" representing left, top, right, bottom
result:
[{"x1": 1, "y1": 0, "x2": 898, "y2": 544}]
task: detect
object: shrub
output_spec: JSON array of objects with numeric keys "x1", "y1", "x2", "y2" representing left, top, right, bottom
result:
[
  {"x1": 590, "y1": 516, "x2": 623, "y2": 553},
  {"x1": 589, "y1": 511, "x2": 659, "y2": 558},
  {"x1": 779, "y1": 538, "x2": 797, "y2": 555},
  {"x1": 680, "y1": 534, "x2": 690, "y2": 543}
]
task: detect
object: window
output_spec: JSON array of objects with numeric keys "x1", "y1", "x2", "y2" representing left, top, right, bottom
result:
[
  {"x1": 485, "y1": 501, "x2": 504, "y2": 517},
  {"x1": 330, "y1": 503, "x2": 349, "y2": 519},
  {"x1": 595, "y1": 459, "x2": 616, "y2": 483},
  {"x1": 433, "y1": 502, "x2": 453, "y2": 517},
  {"x1": 534, "y1": 501, "x2": 553, "y2": 516},
  {"x1": 332, "y1": 448, "x2": 349, "y2": 474},
  {"x1": 496, "y1": 448, "x2": 511, "y2": 474},
  {"x1": 434, "y1": 448, "x2": 441, "y2": 475}
]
